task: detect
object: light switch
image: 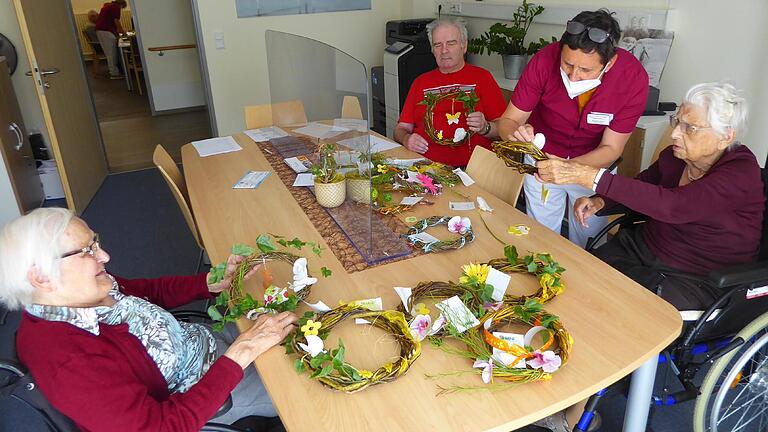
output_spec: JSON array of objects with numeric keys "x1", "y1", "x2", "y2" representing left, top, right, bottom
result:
[{"x1": 213, "y1": 31, "x2": 225, "y2": 49}]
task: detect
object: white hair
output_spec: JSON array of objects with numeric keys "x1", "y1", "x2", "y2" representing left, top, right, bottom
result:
[
  {"x1": 426, "y1": 17, "x2": 468, "y2": 46},
  {"x1": 683, "y1": 82, "x2": 749, "y2": 145},
  {"x1": 0, "y1": 208, "x2": 73, "y2": 310}
]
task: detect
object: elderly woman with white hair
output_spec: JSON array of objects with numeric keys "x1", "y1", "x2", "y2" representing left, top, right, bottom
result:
[
  {"x1": 535, "y1": 82, "x2": 764, "y2": 311},
  {"x1": 0, "y1": 208, "x2": 297, "y2": 431}
]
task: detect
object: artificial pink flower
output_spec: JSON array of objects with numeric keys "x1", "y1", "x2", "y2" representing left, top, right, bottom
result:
[
  {"x1": 526, "y1": 350, "x2": 562, "y2": 373},
  {"x1": 409, "y1": 314, "x2": 432, "y2": 341},
  {"x1": 416, "y1": 173, "x2": 439, "y2": 196},
  {"x1": 473, "y1": 358, "x2": 494, "y2": 384},
  {"x1": 448, "y1": 216, "x2": 471, "y2": 234}
]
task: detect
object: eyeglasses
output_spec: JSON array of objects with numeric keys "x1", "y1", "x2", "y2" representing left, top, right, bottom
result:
[
  {"x1": 669, "y1": 114, "x2": 712, "y2": 136},
  {"x1": 60, "y1": 233, "x2": 101, "y2": 259},
  {"x1": 565, "y1": 20, "x2": 612, "y2": 44}
]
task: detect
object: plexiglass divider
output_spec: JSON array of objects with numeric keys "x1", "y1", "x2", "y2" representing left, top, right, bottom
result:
[{"x1": 265, "y1": 30, "x2": 411, "y2": 264}]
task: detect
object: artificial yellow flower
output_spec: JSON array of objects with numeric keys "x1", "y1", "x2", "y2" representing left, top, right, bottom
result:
[
  {"x1": 383, "y1": 362, "x2": 394, "y2": 373},
  {"x1": 414, "y1": 303, "x2": 430, "y2": 316},
  {"x1": 459, "y1": 263, "x2": 490, "y2": 286},
  {"x1": 377, "y1": 164, "x2": 388, "y2": 174},
  {"x1": 300, "y1": 320, "x2": 322, "y2": 336},
  {"x1": 507, "y1": 224, "x2": 531, "y2": 236},
  {"x1": 359, "y1": 370, "x2": 374, "y2": 379},
  {"x1": 437, "y1": 130, "x2": 443, "y2": 140}
]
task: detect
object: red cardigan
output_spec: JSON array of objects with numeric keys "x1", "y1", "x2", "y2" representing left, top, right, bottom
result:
[{"x1": 16, "y1": 274, "x2": 244, "y2": 432}]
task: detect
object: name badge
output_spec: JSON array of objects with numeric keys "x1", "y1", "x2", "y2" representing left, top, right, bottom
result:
[{"x1": 587, "y1": 112, "x2": 614, "y2": 126}]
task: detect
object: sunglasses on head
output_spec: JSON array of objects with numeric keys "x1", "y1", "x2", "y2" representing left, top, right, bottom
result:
[{"x1": 565, "y1": 20, "x2": 612, "y2": 44}]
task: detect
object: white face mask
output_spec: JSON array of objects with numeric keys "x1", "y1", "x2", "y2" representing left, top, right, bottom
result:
[{"x1": 560, "y1": 64, "x2": 609, "y2": 99}]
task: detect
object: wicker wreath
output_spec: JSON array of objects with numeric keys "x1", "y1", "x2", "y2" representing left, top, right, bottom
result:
[
  {"x1": 438, "y1": 302, "x2": 572, "y2": 387},
  {"x1": 491, "y1": 140, "x2": 548, "y2": 174},
  {"x1": 396, "y1": 280, "x2": 486, "y2": 338},
  {"x1": 405, "y1": 216, "x2": 475, "y2": 253},
  {"x1": 420, "y1": 91, "x2": 479, "y2": 147},
  {"x1": 483, "y1": 245, "x2": 566, "y2": 305},
  {"x1": 289, "y1": 304, "x2": 421, "y2": 393}
]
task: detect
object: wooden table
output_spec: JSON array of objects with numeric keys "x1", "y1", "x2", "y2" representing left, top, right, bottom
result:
[{"x1": 182, "y1": 133, "x2": 682, "y2": 432}]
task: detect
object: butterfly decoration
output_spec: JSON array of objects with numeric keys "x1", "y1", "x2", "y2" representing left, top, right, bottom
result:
[
  {"x1": 298, "y1": 334, "x2": 325, "y2": 358},
  {"x1": 290, "y1": 257, "x2": 317, "y2": 293},
  {"x1": 446, "y1": 111, "x2": 461, "y2": 125},
  {"x1": 452, "y1": 128, "x2": 467, "y2": 143}
]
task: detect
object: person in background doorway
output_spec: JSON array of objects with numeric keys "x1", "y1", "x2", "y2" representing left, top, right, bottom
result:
[{"x1": 95, "y1": 0, "x2": 127, "y2": 80}]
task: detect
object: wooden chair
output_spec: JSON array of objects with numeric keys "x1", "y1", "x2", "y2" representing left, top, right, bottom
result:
[
  {"x1": 152, "y1": 145, "x2": 206, "y2": 271},
  {"x1": 82, "y1": 29, "x2": 106, "y2": 77},
  {"x1": 244, "y1": 100, "x2": 308, "y2": 129},
  {"x1": 465, "y1": 145, "x2": 524, "y2": 207},
  {"x1": 341, "y1": 95, "x2": 363, "y2": 120}
]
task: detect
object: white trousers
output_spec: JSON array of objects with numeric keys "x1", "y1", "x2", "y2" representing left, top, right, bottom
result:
[
  {"x1": 523, "y1": 170, "x2": 609, "y2": 249},
  {"x1": 95, "y1": 30, "x2": 119, "y2": 76}
]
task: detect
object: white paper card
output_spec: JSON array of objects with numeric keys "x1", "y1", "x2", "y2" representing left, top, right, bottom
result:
[
  {"x1": 405, "y1": 170, "x2": 420, "y2": 183},
  {"x1": 485, "y1": 267, "x2": 512, "y2": 301},
  {"x1": 334, "y1": 118, "x2": 368, "y2": 132},
  {"x1": 304, "y1": 300, "x2": 331, "y2": 312},
  {"x1": 192, "y1": 136, "x2": 241, "y2": 157},
  {"x1": 449, "y1": 201, "x2": 475, "y2": 211},
  {"x1": 435, "y1": 296, "x2": 480, "y2": 333},
  {"x1": 244, "y1": 126, "x2": 289, "y2": 142},
  {"x1": 233, "y1": 171, "x2": 271, "y2": 189},
  {"x1": 452, "y1": 168, "x2": 475, "y2": 186},
  {"x1": 284, "y1": 156, "x2": 311, "y2": 173},
  {"x1": 400, "y1": 196, "x2": 423, "y2": 206},
  {"x1": 355, "y1": 318, "x2": 372, "y2": 325},
  {"x1": 491, "y1": 332, "x2": 527, "y2": 368},
  {"x1": 408, "y1": 232, "x2": 440, "y2": 244},
  {"x1": 370, "y1": 135, "x2": 400, "y2": 152},
  {"x1": 292, "y1": 173, "x2": 316, "y2": 187},
  {"x1": 351, "y1": 297, "x2": 383, "y2": 311},
  {"x1": 393, "y1": 287, "x2": 413, "y2": 310}
]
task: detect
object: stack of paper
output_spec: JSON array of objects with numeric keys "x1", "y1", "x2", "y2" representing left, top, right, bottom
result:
[
  {"x1": 192, "y1": 136, "x2": 242, "y2": 157},
  {"x1": 233, "y1": 171, "x2": 271, "y2": 189},
  {"x1": 244, "y1": 126, "x2": 289, "y2": 142},
  {"x1": 292, "y1": 122, "x2": 349, "y2": 139}
]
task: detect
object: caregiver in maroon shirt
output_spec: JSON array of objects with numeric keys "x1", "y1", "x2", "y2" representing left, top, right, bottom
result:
[{"x1": 536, "y1": 82, "x2": 764, "y2": 310}]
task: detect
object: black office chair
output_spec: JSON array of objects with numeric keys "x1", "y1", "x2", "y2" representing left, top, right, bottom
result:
[
  {"x1": 572, "y1": 165, "x2": 768, "y2": 432},
  {"x1": 0, "y1": 305, "x2": 282, "y2": 432}
]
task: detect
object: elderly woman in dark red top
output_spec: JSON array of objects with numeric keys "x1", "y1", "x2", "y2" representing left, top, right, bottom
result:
[
  {"x1": 537, "y1": 82, "x2": 764, "y2": 310},
  {"x1": 0, "y1": 208, "x2": 297, "y2": 431}
]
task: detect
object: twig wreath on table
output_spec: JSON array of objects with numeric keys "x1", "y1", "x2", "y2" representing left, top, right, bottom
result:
[
  {"x1": 432, "y1": 299, "x2": 573, "y2": 393},
  {"x1": 370, "y1": 161, "x2": 461, "y2": 214},
  {"x1": 419, "y1": 90, "x2": 480, "y2": 147},
  {"x1": 491, "y1": 132, "x2": 548, "y2": 174},
  {"x1": 405, "y1": 215, "x2": 475, "y2": 253},
  {"x1": 484, "y1": 245, "x2": 566, "y2": 304},
  {"x1": 286, "y1": 304, "x2": 421, "y2": 393},
  {"x1": 207, "y1": 234, "x2": 332, "y2": 331}
]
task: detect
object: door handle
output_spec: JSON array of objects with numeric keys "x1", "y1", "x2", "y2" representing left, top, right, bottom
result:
[
  {"x1": 9, "y1": 122, "x2": 23, "y2": 151},
  {"x1": 40, "y1": 68, "x2": 60, "y2": 76}
]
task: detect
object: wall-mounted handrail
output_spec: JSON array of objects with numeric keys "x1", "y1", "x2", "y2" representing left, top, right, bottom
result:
[{"x1": 147, "y1": 44, "x2": 196, "y2": 52}]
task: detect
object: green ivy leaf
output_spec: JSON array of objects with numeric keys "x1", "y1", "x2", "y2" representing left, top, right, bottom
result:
[
  {"x1": 231, "y1": 243, "x2": 255, "y2": 256},
  {"x1": 294, "y1": 359, "x2": 305, "y2": 373},
  {"x1": 256, "y1": 234, "x2": 277, "y2": 253},
  {"x1": 504, "y1": 245, "x2": 519, "y2": 264},
  {"x1": 527, "y1": 261, "x2": 538, "y2": 273},
  {"x1": 207, "y1": 305, "x2": 223, "y2": 321},
  {"x1": 313, "y1": 364, "x2": 334, "y2": 379},
  {"x1": 321, "y1": 267, "x2": 332, "y2": 278},
  {"x1": 309, "y1": 352, "x2": 330, "y2": 369}
]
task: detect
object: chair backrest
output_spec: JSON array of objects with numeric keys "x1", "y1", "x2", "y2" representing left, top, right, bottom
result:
[
  {"x1": 465, "y1": 145, "x2": 524, "y2": 207},
  {"x1": 341, "y1": 96, "x2": 363, "y2": 120},
  {"x1": 152, "y1": 145, "x2": 204, "y2": 250},
  {"x1": 651, "y1": 125, "x2": 674, "y2": 164},
  {"x1": 244, "y1": 101, "x2": 308, "y2": 129}
]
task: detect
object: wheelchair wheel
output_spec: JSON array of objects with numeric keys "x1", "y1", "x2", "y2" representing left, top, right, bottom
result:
[{"x1": 693, "y1": 311, "x2": 768, "y2": 432}]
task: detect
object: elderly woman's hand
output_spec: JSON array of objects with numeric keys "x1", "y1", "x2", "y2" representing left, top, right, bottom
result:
[
  {"x1": 573, "y1": 196, "x2": 605, "y2": 228},
  {"x1": 224, "y1": 312, "x2": 298, "y2": 369},
  {"x1": 536, "y1": 154, "x2": 600, "y2": 189},
  {"x1": 207, "y1": 254, "x2": 260, "y2": 294}
]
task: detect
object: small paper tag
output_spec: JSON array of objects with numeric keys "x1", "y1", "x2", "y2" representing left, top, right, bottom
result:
[
  {"x1": 435, "y1": 295, "x2": 480, "y2": 333},
  {"x1": 393, "y1": 287, "x2": 413, "y2": 309},
  {"x1": 485, "y1": 267, "x2": 511, "y2": 302},
  {"x1": 452, "y1": 168, "x2": 475, "y2": 186},
  {"x1": 406, "y1": 170, "x2": 420, "y2": 183},
  {"x1": 350, "y1": 297, "x2": 383, "y2": 311},
  {"x1": 449, "y1": 201, "x2": 475, "y2": 211},
  {"x1": 408, "y1": 232, "x2": 439, "y2": 244},
  {"x1": 292, "y1": 173, "x2": 316, "y2": 187},
  {"x1": 355, "y1": 318, "x2": 371, "y2": 325},
  {"x1": 491, "y1": 332, "x2": 527, "y2": 368},
  {"x1": 304, "y1": 300, "x2": 331, "y2": 312},
  {"x1": 284, "y1": 156, "x2": 311, "y2": 173},
  {"x1": 587, "y1": 112, "x2": 613, "y2": 126},
  {"x1": 400, "y1": 196, "x2": 423, "y2": 206},
  {"x1": 232, "y1": 171, "x2": 271, "y2": 189}
]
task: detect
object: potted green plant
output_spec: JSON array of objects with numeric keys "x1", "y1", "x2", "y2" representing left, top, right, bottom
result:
[
  {"x1": 345, "y1": 151, "x2": 385, "y2": 204},
  {"x1": 311, "y1": 143, "x2": 346, "y2": 208},
  {"x1": 467, "y1": 0, "x2": 552, "y2": 79}
]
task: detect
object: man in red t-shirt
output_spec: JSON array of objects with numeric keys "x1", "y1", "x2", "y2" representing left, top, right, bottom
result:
[
  {"x1": 495, "y1": 9, "x2": 648, "y2": 248},
  {"x1": 394, "y1": 18, "x2": 506, "y2": 167},
  {"x1": 95, "y1": 0, "x2": 127, "y2": 79}
]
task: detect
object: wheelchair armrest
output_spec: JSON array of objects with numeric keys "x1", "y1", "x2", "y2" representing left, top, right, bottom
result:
[
  {"x1": 0, "y1": 358, "x2": 25, "y2": 377},
  {"x1": 201, "y1": 423, "x2": 247, "y2": 432},
  {"x1": 171, "y1": 310, "x2": 213, "y2": 322},
  {"x1": 707, "y1": 260, "x2": 768, "y2": 290},
  {"x1": 595, "y1": 203, "x2": 633, "y2": 217}
]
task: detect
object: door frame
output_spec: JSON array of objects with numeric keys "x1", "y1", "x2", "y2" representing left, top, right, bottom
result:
[
  {"x1": 190, "y1": 0, "x2": 219, "y2": 137},
  {"x1": 13, "y1": 0, "x2": 108, "y2": 211},
  {"x1": 126, "y1": 0, "x2": 158, "y2": 115}
]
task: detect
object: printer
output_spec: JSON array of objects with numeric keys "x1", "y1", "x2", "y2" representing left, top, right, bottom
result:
[{"x1": 382, "y1": 19, "x2": 437, "y2": 138}]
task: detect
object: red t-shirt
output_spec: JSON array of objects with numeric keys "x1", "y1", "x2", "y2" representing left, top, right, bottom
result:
[
  {"x1": 511, "y1": 43, "x2": 649, "y2": 158},
  {"x1": 95, "y1": 2, "x2": 122, "y2": 35},
  {"x1": 399, "y1": 64, "x2": 506, "y2": 167}
]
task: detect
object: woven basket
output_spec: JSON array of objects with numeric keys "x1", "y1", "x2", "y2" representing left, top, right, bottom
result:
[
  {"x1": 314, "y1": 178, "x2": 346, "y2": 208},
  {"x1": 346, "y1": 177, "x2": 371, "y2": 204}
]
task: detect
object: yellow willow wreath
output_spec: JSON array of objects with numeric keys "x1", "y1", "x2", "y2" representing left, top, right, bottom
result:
[
  {"x1": 483, "y1": 245, "x2": 566, "y2": 305},
  {"x1": 287, "y1": 304, "x2": 421, "y2": 393},
  {"x1": 491, "y1": 140, "x2": 548, "y2": 174}
]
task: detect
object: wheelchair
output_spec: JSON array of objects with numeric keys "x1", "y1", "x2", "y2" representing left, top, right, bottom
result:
[{"x1": 573, "y1": 167, "x2": 768, "y2": 432}]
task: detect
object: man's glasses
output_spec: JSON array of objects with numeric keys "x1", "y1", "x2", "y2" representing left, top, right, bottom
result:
[
  {"x1": 60, "y1": 233, "x2": 101, "y2": 259},
  {"x1": 565, "y1": 20, "x2": 612, "y2": 44},
  {"x1": 669, "y1": 114, "x2": 712, "y2": 136}
]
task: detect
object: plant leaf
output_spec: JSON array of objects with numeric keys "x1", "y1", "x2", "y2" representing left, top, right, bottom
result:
[
  {"x1": 256, "y1": 234, "x2": 276, "y2": 253},
  {"x1": 207, "y1": 305, "x2": 223, "y2": 321},
  {"x1": 321, "y1": 267, "x2": 332, "y2": 277}
]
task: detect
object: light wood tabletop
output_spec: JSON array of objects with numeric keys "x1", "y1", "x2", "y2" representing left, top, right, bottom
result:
[{"x1": 182, "y1": 133, "x2": 682, "y2": 432}]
